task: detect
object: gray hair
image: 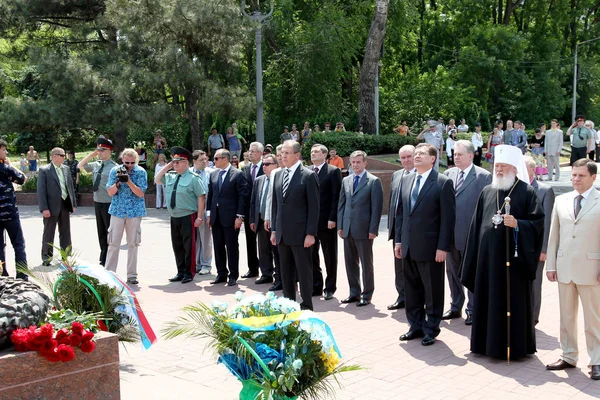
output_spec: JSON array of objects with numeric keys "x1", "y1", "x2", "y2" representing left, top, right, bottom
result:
[
  {"x1": 263, "y1": 153, "x2": 277, "y2": 164},
  {"x1": 276, "y1": 144, "x2": 283, "y2": 153},
  {"x1": 283, "y1": 140, "x2": 301, "y2": 153},
  {"x1": 121, "y1": 148, "x2": 139, "y2": 163},
  {"x1": 311, "y1": 143, "x2": 328, "y2": 154},
  {"x1": 523, "y1": 155, "x2": 536, "y2": 169},
  {"x1": 350, "y1": 150, "x2": 367, "y2": 161},
  {"x1": 249, "y1": 142, "x2": 264, "y2": 153},
  {"x1": 216, "y1": 148, "x2": 231, "y2": 162},
  {"x1": 398, "y1": 145, "x2": 415, "y2": 155},
  {"x1": 455, "y1": 140, "x2": 475, "y2": 154}
]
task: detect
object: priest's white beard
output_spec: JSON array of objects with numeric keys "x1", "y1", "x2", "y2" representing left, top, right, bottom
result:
[{"x1": 492, "y1": 170, "x2": 517, "y2": 190}]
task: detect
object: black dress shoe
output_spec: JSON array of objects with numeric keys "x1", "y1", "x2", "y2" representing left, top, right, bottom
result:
[
  {"x1": 421, "y1": 334, "x2": 436, "y2": 346},
  {"x1": 399, "y1": 330, "x2": 424, "y2": 341},
  {"x1": 324, "y1": 291, "x2": 334, "y2": 300},
  {"x1": 169, "y1": 274, "x2": 183, "y2": 282},
  {"x1": 546, "y1": 359, "x2": 576, "y2": 370},
  {"x1": 442, "y1": 310, "x2": 461, "y2": 320},
  {"x1": 42, "y1": 260, "x2": 51, "y2": 267},
  {"x1": 341, "y1": 296, "x2": 360, "y2": 304},
  {"x1": 255, "y1": 276, "x2": 274, "y2": 284},
  {"x1": 241, "y1": 271, "x2": 259, "y2": 279},
  {"x1": 591, "y1": 365, "x2": 600, "y2": 380},
  {"x1": 269, "y1": 283, "x2": 283, "y2": 291},
  {"x1": 210, "y1": 276, "x2": 227, "y2": 284},
  {"x1": 181, "y1": 276, "x2": 193, "y2": 284},
  {"x1": 357, "y1": 299, "x2": 371, "y2": 307},
  {"x1": 465, "y1": 313, "x2": 473, "y2": 326},
  {"x1": 387, "y1": 301, "x2": 405, "y2": 310},
  {"x1": 226, "y1": 279, "x2": 237, "y2": 286},
  {"x1": 312, "y1": 290, "x2": 323, "y2": 297}
]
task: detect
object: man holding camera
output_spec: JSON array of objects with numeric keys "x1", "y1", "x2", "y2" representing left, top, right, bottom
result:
[{"x1": 105, "y1": 148, "x2": 147, "y2": 284}]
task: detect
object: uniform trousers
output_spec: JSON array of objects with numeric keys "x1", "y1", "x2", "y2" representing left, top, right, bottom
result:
[
  {"x1": 94, "y1": 201, "x2": 111, "y2": 266},
  {"x1": 171, "y1": 213, "x2": 197, "y2": 279}
]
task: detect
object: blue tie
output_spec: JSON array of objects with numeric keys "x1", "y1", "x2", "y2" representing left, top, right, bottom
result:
[
  {"x1": 353, "y1": 175, "x2": 360, "y2": 192},
  {"x1": 218, "y1": 170, "x2": 226, "y2": 192},
  {"x1": 411, "y1": 175, "x2": 422, "y2": 210}
]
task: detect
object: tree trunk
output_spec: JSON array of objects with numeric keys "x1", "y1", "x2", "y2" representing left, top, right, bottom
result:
[
  {"x1": 185, "y1": 85, "x2": 201, "y2": 150},
  {"x1": 497, "y1": 0, "x2": 503, "y2": 24},
  {"x1": 503, "y1": 0, "x2": 520, "y2": 25},
  {"x1": 358, "y1": 0, "x2": 389, "y2": 135},
  {"x1": 113, "y1": 125, "x2": 127, "y2": 158}
]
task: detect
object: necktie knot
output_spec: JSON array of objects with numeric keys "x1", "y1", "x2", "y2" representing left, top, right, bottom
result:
[{"x1": 314, "y1": 167, "x2": 319, "y2": 175}]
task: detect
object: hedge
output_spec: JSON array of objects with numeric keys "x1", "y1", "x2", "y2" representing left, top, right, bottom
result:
[{"x1": 301, "y1": 132, "x2": 419, "y2": 159}]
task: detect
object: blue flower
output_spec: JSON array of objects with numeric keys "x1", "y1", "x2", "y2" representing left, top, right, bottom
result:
[
  {"x1": 255, "y1": 343, "x2": 281, "y2": 365},
  {"x1": 218, "y1": 353, "x2": 253, "y2": 380}
]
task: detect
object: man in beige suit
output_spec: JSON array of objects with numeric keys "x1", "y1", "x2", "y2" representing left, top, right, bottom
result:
[{"x1": 545, "y1": 158, "x2": 600, "y2": 380}]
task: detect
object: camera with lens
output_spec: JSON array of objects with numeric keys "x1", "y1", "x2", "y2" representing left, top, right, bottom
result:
[{"x1": 117, "y1": 165, "x2": 130, "y2": 183}]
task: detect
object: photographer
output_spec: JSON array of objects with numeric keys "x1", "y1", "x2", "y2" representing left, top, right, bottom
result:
[{"x1": 105, "y1": 148, "x2": 148, "y2": 284}]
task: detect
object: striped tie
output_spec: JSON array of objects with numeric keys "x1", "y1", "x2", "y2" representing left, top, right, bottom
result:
[
  {"x1": 455, "y1": 171, "x2": 465, "y2": 193},
  {"x1": 282, "y1": 168, "x2": 290, "y2": 197}
]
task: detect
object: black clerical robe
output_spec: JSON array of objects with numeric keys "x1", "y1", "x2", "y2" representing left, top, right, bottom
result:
[{"x1": 461, "y1": 179, "x2": 544, "y2": 360}]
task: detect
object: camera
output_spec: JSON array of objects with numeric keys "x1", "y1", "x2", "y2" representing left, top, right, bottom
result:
[{"x1": 117, "y1": 165, "x2": 130, "y2": 182}]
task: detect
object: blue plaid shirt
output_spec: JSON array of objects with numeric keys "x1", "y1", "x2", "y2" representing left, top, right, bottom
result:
[{"x1": 106, "y1": 165, "x2": 147, "y2": 219}]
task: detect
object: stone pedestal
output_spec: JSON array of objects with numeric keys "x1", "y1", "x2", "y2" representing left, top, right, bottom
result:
[{"x1": 0, "y1": 331, "x2": 120, "y2": 400}]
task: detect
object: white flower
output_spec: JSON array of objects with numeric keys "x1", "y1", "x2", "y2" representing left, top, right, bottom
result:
[
  {"x1": 266, "y1": 291, "x2": 276, "y2": 301},
  {"x1": 234, "y1": 291, "x2": 243, "y2": 302},
  {"x1": 292, "y1": 359, "x2": 303, "y2": 370}
]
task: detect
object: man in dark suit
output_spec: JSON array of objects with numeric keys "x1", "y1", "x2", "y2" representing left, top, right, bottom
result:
[
  {"x1": 524, "y1": 155, "x2": 555, "y2": 324},
  {"x1": 270, "y1": 140, "x2": 319, "y2": 311},
  {"x1": 395, "y1": 143, "x2": 455, "y2": 346},
  {"x1": 37, "y1": 147, "x2": 77, "y2": 264},
  {"x1": 338, "y1": 151, "x2": 384, "y2": 307},
  {"x1": 206, "y1": 149, "x2": 248, "y2": 286},
  {"x1": 310, "y1": 144, "x2": 342, "y2": 300},
  {"x1": 443, "y1": 140, "x2": 491, "y2": 325},
  {"x1": 240, "y1": 142, "x2": 264, "y2": 278},
  {"x1": 387, "y1": 145, "x2": 415, "y2": 310},
  {"x1": 250, "y1": 153, "x2": 279, "y2": 285}
]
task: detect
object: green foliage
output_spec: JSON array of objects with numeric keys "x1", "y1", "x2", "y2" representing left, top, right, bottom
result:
[
  {"x1": 46, "y1": 309, "x2": 103, "y2": 332},
  {"x1": 78, "y1": 171, "x2": 92, "y2": 188},
  {"x1": 20, "y1": 175, "x2": 37, "y2": 192},
  {"x1": 301, "y1": 132, "x2": 418, "y2": 159}
]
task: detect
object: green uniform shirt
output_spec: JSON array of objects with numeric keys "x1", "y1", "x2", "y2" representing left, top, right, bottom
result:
[
  {"x1": 163, "y1": 169, "x2": 206, "y2": 218},
  {"x1": 571, "y1": 126, "x2": 593, "y2": 148},
  {"x1": 84, "y1": 159, "x2": 118, "y2": 203}
]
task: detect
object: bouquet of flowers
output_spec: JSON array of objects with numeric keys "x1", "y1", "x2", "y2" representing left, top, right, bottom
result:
[{"x1": 162, "y1": 292, "x2": 360, "y2": 400}]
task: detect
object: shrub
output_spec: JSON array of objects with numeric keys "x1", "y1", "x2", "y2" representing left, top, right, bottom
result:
[
  {"x1": 21, "y1": 176, "x2": 37, "y2": 192},
  {"x1": 79, "y1": 171, "x2": 93, "y2": 188},
  {"x1": 301, "y1": 132, "x2": 419, "y2": 159}
]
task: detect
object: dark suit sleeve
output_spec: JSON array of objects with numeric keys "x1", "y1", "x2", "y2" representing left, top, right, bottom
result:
[
  {"x1": 236, "y1": 172, "x2": 249, "y2": 217},
  {"x1": 369, "y1": 178, "x2": 384, "y2": 235},
  {"x1": 394, "y1": 182, "x2": 404, "y2": 244},
  {"x1": 37, "y1": 167, "x2": 49, "y2": 213},
  {"x1": 337, "y1": 178, "x2": 346, "y2": 228},
  {"x1": 329, "y1": 168, "x2": 342, "y2": 223},
  {"x1": 541, "y1": 188, "x2": 555, "y2": 253},
  {"x1": 437, "y1": 178, "x2": 455, "y2": 252},
  {"x1": 206, "y1": 175, "x2": 213, "y2": 213},
  {"x1": 306, "y1": 171, "x2": 320, "y2": 236},
  {"x1": 250, "y1": 179, "x2": 259, "y2": 225},
  {"x1": 271, "y1": 174, "x2": 278, "y2": 232}
]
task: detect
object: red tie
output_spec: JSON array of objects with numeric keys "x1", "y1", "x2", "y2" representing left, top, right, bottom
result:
[{"x1": 314, "y1": 167, "x2": 319, "y2": 174}]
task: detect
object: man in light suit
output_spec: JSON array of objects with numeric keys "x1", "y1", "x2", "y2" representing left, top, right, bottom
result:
[
  {"x1": 270, "y1": 140, "x2": 319, "y2": 311},
  {"x1": 191, "y1": 150, "x2": 214, "y2": 275},
  {"x1": 546, "y1": 158, "x2": 600, "y2": 380},
  {"x1": 395, "y1": 143, "x2": 455, "y2": 346},
  {"x1": 250, "y1": 153, "x2": 279, "y2": 285},
  {"x1": 524, "y1": 156, "x2": 555, "y2": 325},
  {"x1": 387, "y1": 145, "x2": 415, "y2": 310},
  {"x1": 37, "y1": 147, "x2": 77, "y2": 265},
  {"x1": 338, "y1": 150, "x2": 384, "y2": 307},
  {"x1": 310, "y1": 144, "x2": 342, "y2": 300},
  {"x1": 442, "y1": 140, "x2": 491, "y2": 325},
  {"x1": 240, "y1": 142, "x2": 264, "y2": 279}
]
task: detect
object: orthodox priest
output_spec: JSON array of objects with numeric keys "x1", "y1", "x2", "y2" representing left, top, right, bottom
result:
[{"x1": 461, "y1": 145, "x2": 544, "y2": 360}]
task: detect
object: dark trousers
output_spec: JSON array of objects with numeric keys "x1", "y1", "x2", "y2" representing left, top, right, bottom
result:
[
  {"x1": 0, "y1": 218, "x2": 28, "y2": 279},
  {"x1": 344, "y1": 235, "x2": 375, "y2": 300},
  {"x1": 257, "y1": 217, "x2": 274, "y2": 278},
  {"x1": 445, "y1": 243, "x2": 473, "y2": 314},
  {"x1": 170, "y1": 214, "x2": 196, "y2": 279},
  {"x1": 393, "y1": 242, "x2": 405, "y2": 303},
  {"x1": 273, "y1": 243, "x2": 281, "y2": 284},
  {"x1": 474, "y1": 147, "x2": 482, "y2": 166},
  {"x1": 570, "y1": 146, "x2": 587, "y2": 165},
  {"x1": 312, "y1": 228, "x2": 338, "y2": 294},
  {"x1": 243, "y1": 218, "x2": 259, "y2": 273},
  {"x1": 404, "y1": 254, "x2": 445, "y2": 336},
  {"x1": 41, "y1": 198, "x2": 72, "y2": 260},
  {"x1": 94, "y1": 202, "x2": 111, "y2": 266},
  {"x1": 278, "y1": 239, "x2": 313, "y2": 310},
  {"x1": 532, "y1": 260, "x2": 544, "y2": 324},
  {"x1": 212, "y1": 210, "x2": 240, "y2": 280}
]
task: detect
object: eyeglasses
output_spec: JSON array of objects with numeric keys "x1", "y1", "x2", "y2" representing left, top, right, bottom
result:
[
  {"x1": 262, "y1": 162, "x2": 275, "y2": 166},
  {"x1": 214, "y1": 156, "x2": 226, "y2": 160},
  {"x1": 123, "y1": 162, "x2": 135, "y2": 165},
  {"x1": 54, "y1": 154, "x2": 66, "y2": 157}
]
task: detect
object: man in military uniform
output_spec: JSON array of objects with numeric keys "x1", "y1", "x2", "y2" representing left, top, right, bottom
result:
[{"x1": 78, "y1": 137, "x2": 118, "y2": 266}]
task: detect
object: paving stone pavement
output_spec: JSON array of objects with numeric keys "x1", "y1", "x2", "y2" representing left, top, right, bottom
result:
[{"x1": 9, "y1": 202, "x2": 598, "y2": 400}]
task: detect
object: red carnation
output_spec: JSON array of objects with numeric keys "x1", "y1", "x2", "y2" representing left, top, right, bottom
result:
[
  {"x1": 69, "y1": 333, "x2": 82, "y2": 347},
  {"x1": 10, "y1": 327, "x2": 34, "y2": 351},
  {"x1": 58, "y1": 337, "x2": 71, "y2": 346},
  {"x1": 39, "y1": 324, "x2": 54, "y2": 340},
  {"x1": 96, "y1": 320, "x2": 108, "y2": 332},
  {"x1": 57, "y1": 344, "x2": 75, "y2": 362},
  {"x1": 71, "y1": 322, "x2": 84, "y2": 335},
  {"x1": 55, "y1": 329, "x2": 68, "y2": 340},
  {"x1": 82, "y1": 331, "x2": 94, "y2": 342},
  {"x1": 44, "y1": 349, "x2": 61, "y2": 363},
  {"x1": 80, "y1": 340, "x2": 96, "y2": 353},
  {"x1": 40, "y1": 339, "x2": 58, "y2": 355}
]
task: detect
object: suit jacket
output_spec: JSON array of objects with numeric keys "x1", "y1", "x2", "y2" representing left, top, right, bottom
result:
[
  {"x1": 395, "y1": 169, "x2": 455, "y2": 261},
  {"x1": 311, "y1": 163, "x2": 342, "y2": 230},
  {"x1": 546, "y1": 189, "x2": 600, "y2": 285},
  {"x1": 249, "y1": 175, "x2": 270, "y2": 227},
  {"x1": 271, "y1": 164, "x2": 320, "y2": 245},
  {"x1": 387, "y1": 168, "x2": 413, "y2": 240},
  {"x1": 532, "y1": 179, "x2": 555, "y2": 253},
  {"x1": 337, "y1": 171, "x2": 384, "y2": 240},
  {"x1": 241, "y1": 162, "x2": 264, "y2": 213},
  {"x1": 206, "y1": 166, "x2": 248, "y2": 228},
  {"x1": 444, "y1": 165, "x2": 491, "y2": 251},
  {"x1": 37, "y1": 163, "x2": 76, "y2": 215}
]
